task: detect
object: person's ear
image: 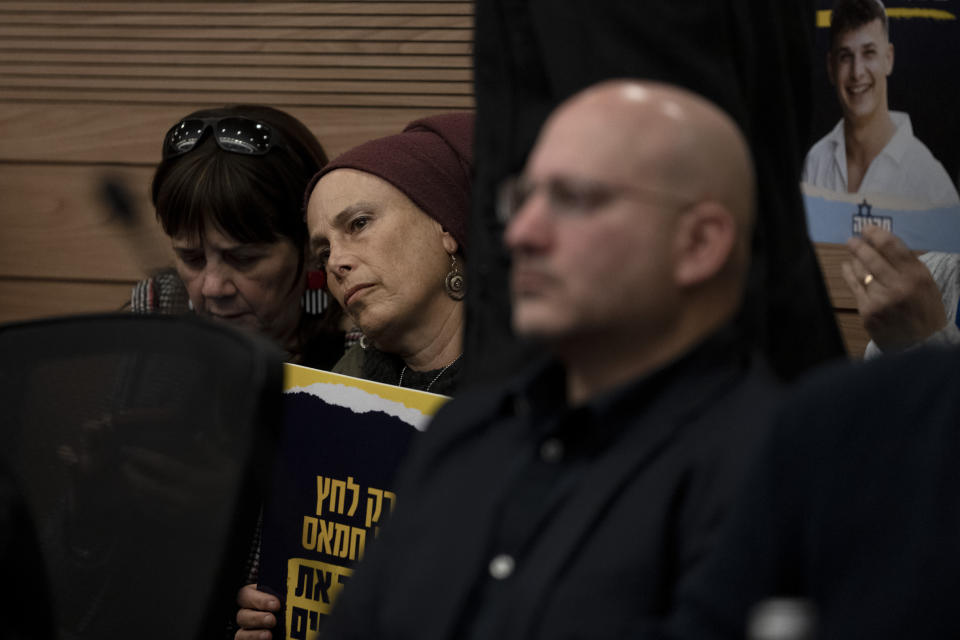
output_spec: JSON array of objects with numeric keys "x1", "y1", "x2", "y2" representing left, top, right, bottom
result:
[
  {"x1": 886, "y1": 42, "x2": 894, "y2": 76},
  {"x1": 672, "y1": 201, "x2": 736, "y2": 288},
  {"x1": 827, "y1": 51, "x2": 837, "y2": 86},
  {"x1": 440, "y1": 228, "x2": 459, "y2": 255}
]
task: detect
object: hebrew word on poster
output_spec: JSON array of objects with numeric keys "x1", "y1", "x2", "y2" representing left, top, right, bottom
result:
[
  {"x1": 258, "y1": 364, "x2": 449, "y2": 640},
  {"x1": 804, "y1": 185, "x2": 960, "y2": 251}
]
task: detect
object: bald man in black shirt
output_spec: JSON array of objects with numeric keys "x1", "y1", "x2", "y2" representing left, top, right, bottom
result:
[{"x1": 313, "y1": 80, "x2": 781, "y2": 640}]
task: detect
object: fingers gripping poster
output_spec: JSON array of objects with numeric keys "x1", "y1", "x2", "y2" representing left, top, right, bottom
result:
[{"x1": 258, "y1": 364, "x2": 449, "y2": 640}]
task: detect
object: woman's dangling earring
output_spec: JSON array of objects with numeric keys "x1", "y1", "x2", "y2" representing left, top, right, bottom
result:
[{"x1": 444, "y1": 254, "x2": 466, "y2": 301}]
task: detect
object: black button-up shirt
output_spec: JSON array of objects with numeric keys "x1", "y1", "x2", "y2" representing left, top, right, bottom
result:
[{"x1": 462, "y1": 328, "x2": 744, "y2": 639}]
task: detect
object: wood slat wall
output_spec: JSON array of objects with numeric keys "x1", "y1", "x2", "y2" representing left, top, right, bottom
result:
[{"x1": 0, "y1": 0, "x2": 473, "y2": 324}]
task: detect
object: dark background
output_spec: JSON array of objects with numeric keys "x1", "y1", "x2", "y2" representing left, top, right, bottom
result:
[{"x1": 810, "y1": 0, "x2": 959, "y2": 185}]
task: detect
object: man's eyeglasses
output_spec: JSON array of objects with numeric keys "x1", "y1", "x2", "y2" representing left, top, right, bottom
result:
[
  {"x1": 496, "y1": 175, "x2": 695, "y2": 224},
  {"x1": 162, "y1": 117, "x2": 279, "y2": 159}
]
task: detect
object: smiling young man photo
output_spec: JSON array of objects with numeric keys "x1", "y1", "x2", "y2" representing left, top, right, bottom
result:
[{"x1": 802, "y1": 0, "x2": 958, "y2": 206}]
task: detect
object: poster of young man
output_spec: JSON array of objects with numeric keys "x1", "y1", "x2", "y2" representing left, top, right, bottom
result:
[
  {"x1": 803, "y1": 0, "x2": 960, "y2": 356},
  {"x1": 803, "y1": 0, "x2": 960, "y2": 248}
]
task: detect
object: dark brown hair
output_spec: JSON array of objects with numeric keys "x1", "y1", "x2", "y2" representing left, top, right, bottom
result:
[
  {"x1": 830, "y1": 0, "x2": 888, "y2": 50},
  {"x1": 152, "y1": 105, "x2": 328, "y2": 254}
]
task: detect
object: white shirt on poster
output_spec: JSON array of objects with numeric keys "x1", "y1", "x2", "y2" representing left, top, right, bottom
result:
[{"x1": 803, "y1": 111, "x2": 960, "y2": 207}]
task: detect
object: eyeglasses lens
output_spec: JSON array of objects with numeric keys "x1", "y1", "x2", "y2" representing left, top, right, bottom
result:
[
  {"x1": 496, "y1": 178, "x2": 521, "y2": 224},
  {"x1": 498, "y1": 177, "x2": 538, "y2": 224}
]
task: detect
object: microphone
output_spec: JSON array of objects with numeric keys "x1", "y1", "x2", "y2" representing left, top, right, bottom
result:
[{"x1": 98, "y1": 174, "x2": 190, "y2": 314}]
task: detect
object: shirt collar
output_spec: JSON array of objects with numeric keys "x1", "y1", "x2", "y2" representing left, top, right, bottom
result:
[
  {"x1": 879, "y1": 111, "x2": 912, "y2": 165},
  {"x1": 509, "y1": 324, "x2": 749, "y2": 443},
  {"x1": 829, "y1": 111, "x2": 914, "y2": 177},
  {"x1": 828, "y1": 118, "x2": 848, "y2": 185}
]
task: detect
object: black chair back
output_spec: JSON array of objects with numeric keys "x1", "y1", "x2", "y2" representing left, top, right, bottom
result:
[{"x1": 0, "y1": 314, "x2": 283, "y2": 640}]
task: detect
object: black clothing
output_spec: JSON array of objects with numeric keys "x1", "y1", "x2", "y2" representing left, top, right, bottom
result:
[
  {"x1": 667, "y1": 346, "x2": 960, "y2": 639},
  {"x1": 359, "y1": 346, "x2": 463, "y2": 396},
  {"x1": 466, "y1": 0, "x2": 844, "y2": 385},
  {"x1": 324, "y1": 327, "x2": 781, "y2": 639},
  {"x1": 298, "y1": 326, "x2": 347, "y2": 371},
  {"x1": 0, "y1": 466, "x2": 53, "y2": 640}
]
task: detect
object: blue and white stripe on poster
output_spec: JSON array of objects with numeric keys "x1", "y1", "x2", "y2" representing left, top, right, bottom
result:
[{"x1": 803, "y1": 184, "x2": 960, "y2": 252}]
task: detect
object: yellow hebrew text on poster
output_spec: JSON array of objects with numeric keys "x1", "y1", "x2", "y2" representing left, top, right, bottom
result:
[{"x1": 285, "y1": 558, "x2": 354, "y2": 640}]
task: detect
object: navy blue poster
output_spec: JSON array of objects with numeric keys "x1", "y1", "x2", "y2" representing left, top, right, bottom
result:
[{"x1": 258, "y1": 365, "x2": 449, "y2": 640}]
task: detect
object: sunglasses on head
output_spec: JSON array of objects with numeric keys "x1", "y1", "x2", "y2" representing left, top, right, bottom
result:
[{"x1": 162, "y1": 116, "x2": 280, "y2": 159}]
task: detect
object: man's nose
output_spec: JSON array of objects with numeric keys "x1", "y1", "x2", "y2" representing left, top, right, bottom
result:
[
  {"x1": 852, "y1": 53, "x2": 866, "y2": 79},
  {"x1": 504, "y1": 190, "x2": 553, "y2": 251},
  {"x1": 200, "y1": 263, "x2": 237, "y2": 298}
]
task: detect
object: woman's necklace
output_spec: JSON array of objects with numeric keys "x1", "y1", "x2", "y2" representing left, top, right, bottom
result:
[{"x1": 398, "y1": 353, "x2": 462, "y2": 392}]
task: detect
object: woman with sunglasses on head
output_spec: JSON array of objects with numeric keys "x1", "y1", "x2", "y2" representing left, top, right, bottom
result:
[
  {"x1": 140, "y1": 104, "x2": 344, "y2": 367},
  {"x1": 143, "y1": 106, "x2": 343, "y2": 640}
]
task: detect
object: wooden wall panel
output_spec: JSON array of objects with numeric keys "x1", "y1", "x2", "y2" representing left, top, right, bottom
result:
[
  {"x1": 0, "y1": 0, "x2": 473, "y2": 322},
  {"x1": 2, "y1": 88, "x2": 473, "y2": 109},
  {"x1": 0, "y1": 3, "x2": 473, "y2": 15},
  {"x1": 0, "y1": 27, "x2": 472, "y2": 42},
  {"x1": 0, "y1": 105, "x2": 452, "y2": 164},
  {"x1": 0, "y1": 1, "x2": 473, "y2": 107},
  {"x1": 0, "y1": 63, "x2": 472, "y2": 81},
  {"x1": 2, "y1": 41, "x2": 471, "y2": 57},
  {"x1": 835, "y1": 309, "x2": 871, "y2": 358},
  {"x1": 0, "y1": 51, "x2": 470, "y2": 68},
  {"x1": 814, "y1": 243, "x2": 856, "y2": 311},
  {"x1": 813, "y1": 242, "x2": 868, "y2": 357},
  {"x1": 0, "y1": 280, "x2": 135, "y2": 323},
  {"x1": 0, "y1": 164, "x2": 170, "y2": 281}
]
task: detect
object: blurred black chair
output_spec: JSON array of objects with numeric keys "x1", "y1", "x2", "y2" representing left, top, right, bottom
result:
[
  {"x1": 0, "y1": 313, "x2": 284, "y2": 640},
  {"x1": 0, "y1": 460, "x2": 53, "y2": 640}
]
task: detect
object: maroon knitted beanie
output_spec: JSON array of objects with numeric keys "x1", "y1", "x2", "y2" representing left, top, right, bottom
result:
[{"x1": 306, "y1": 112, "x2": 474, "y2": 252}]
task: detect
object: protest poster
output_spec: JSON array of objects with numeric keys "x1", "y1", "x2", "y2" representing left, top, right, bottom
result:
[
  {"x1": 803, "y1": 1, "x2": 960, "y2": 251},
  {"x1": 258, "y1": 364, "x2": 449, "y2": 640}
]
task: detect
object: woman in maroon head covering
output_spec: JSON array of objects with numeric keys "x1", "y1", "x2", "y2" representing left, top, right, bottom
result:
[{"x1": 305, "y1": 113, "x2": 474, "y2": 396}]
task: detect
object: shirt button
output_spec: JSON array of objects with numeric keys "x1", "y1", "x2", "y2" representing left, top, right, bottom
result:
[
  {"x1": 540, "y1": 438, "x2": 564, "y2": 463},
  {"x1": 488, "y1": 554, "x2": 515, "y2": 580}
]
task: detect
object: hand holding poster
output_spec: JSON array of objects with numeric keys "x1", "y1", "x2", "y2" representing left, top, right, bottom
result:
[
  {"x1": 258, "y1": 364, "x2": 449, "y2": 640},
  {"x1": 802, "y1": 1, "x2": 960, "y2": 355}
]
